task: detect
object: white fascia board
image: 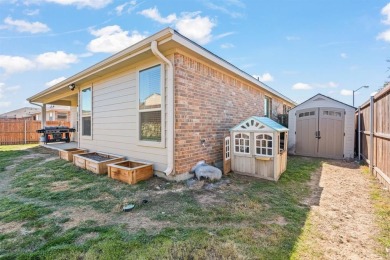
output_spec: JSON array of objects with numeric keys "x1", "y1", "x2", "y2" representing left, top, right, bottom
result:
[{"x1": 28, "y1": 28, "x2": 175, "y2": 102}]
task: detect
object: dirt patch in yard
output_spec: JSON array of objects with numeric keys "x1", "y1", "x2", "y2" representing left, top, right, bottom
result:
[
  {"x1": 50, "y1": 181, "x2": 70, "y2": 192},
  {"x1": 296, "y1": 160, "x2": 382, "y2": 259},
  {"x1": 0, "y1": 221, "x2": 25, "y2": 234}
]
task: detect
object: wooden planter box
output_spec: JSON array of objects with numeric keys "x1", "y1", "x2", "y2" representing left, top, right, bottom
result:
[
  {"x1": 59, "y1": 148, "x2": 88, "y2": 162},
  {"x1": 107, "y1": 160, "x2": 153, "y2": 184},
  {"x1": 73, "y1": 152, "x2": 125, "y2": 174}
]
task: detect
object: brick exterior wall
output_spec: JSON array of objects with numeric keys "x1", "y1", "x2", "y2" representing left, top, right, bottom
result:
[{"x1": 174, "y1": 52, "x2": 286, "y2": 174}]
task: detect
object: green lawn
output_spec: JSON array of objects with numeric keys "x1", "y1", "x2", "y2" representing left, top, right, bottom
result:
[{"x1": 1, "y1": 144, "x2": 322, "y2": 259}]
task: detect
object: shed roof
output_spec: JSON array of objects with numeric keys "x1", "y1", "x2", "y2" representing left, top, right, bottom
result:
[
  {"x1": 231, "y1": 116, "x2": 288, "y2": 132},
  {"x1": 290, "y1": 93, "x2": 355, "y2": 112}
]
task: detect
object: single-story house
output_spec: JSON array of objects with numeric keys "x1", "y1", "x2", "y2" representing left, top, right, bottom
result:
[
  {"x1": 0, "y1": 105, "x2": 70, "y2": 121},
  {"x1": 288, "y1": 93, "x2": 355, "y2": 159},
  {"x1": 27, "y1": 27, "x2": 296, "y2": 180}
]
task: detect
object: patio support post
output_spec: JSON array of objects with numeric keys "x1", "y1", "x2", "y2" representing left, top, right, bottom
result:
[
  {"x1": 369, "y1": 96, "x2": 374, "y2": 173},
  {"x1": 42, "y1": 103, "x2": 46, "y2": 128}
]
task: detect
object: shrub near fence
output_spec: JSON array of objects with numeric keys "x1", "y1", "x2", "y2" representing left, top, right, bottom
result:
[
  {"x1": 0, "y1": 119, "x2": 70, "y2": 145},
  {"x1": 357, "y1": 84, "x2": 390, "y2": 190}
]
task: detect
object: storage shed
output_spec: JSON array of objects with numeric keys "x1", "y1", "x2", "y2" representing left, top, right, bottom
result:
[
  {"x1": 229, "y1": 116, "x2": 288, "y2": 181},
  {"x1": 288, "y1": 94, "x2": 355, "y2": 159}
]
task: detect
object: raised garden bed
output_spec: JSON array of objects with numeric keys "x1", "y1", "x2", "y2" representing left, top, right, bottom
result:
[
  {"x1": 73, "y1": 152, "x2": 125, "y2": 174},
  {"x1": 59, "y1": 148, "x2": 88, "y2": 162},
  {"x1": 107, "y1": 160, "x2": 153, "y2": 184}
]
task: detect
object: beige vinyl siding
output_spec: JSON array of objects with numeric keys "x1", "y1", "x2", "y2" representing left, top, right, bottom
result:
[{"x1": 79, "y1": 61, "x2": 168, "y2": 172}]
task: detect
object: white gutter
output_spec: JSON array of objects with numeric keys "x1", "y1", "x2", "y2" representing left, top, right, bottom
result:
[{"x1": 151, "y1": 40, "x2": 174, "y2": 175}]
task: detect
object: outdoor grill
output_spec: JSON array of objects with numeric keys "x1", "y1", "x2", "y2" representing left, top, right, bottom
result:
[{"x1": 36, "y1": 126, "x2": 76, "y2": 144}]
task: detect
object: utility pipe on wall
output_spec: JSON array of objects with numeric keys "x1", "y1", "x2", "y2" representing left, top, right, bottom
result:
[{"x1": 151, "y1": 40, "x2": 174, "y2": 175}]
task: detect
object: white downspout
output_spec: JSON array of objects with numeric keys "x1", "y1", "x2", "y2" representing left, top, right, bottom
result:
[{"x1": 151, "y1": 40, "x2": 174, "y2": 175}]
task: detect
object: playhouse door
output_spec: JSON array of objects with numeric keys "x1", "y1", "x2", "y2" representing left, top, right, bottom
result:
[{"x1": 223, "y1": 136, "x2": 231, "y2": 174}]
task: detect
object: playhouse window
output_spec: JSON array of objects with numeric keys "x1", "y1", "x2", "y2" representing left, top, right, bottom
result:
[
  {"x1": 234, "y1": 133, "x2": 250, "y2": 154},
  {"x1": 279, "y1": 132, "x2": 286, "y2": 153},
  {"x1": 255, "y1": 133, "x2": 273, "y2": 156}
]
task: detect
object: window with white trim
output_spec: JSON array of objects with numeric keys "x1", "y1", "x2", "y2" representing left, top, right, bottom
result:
[
  {"x1": 139, "y1": 65, "x2": 162, "y2": 142},
  {"x1": 81, "y1": 87, "x2": 92, "y2": 136},
  {"x1": 255, "y1": 133, "x2": 273, "y2": 156},
  {"x1": 264, "y1": 96, "x2": 272, "y2": 118},
  {"x1": 234, "y1": 133, "x2": 250, "y2": 154},
  {"x1": 225, "y1": 137, "x2": 230, "y2": 160}
]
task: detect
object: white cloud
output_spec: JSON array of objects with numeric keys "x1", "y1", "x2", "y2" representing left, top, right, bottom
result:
[
  {"x1": 377, "y1": 29, "x2": 390, "y2": 42},
  {"x1": 45, "y1": 76, "x2": 67, "y2": 87},
  {"x1": 3, "y1": 17, "x2": 50, "y2": 34},
  {"x1": 44, "y1": 0, "x2": 112, "y2": 9},
  {"x1": 139, "y1": 7, "x2": 216, "y2": 45},
  {"x1": 286, "y1": 36, "x2": 300, "y2": 41},
  {"x1": 340, "y1": 89, "x2": 353, "y2": 96},
  {"x1": 328, "y1": 81, "x2": 338, "y2": 88},
  {"x1": 340, "y1": 53, "x2": 347, "y2": 59},
  {"x1": 115, "y1": 0, "x2": 138, "y2": 15},
  {"x1": 87, "y1": 25, "x2": 147, "y2": 53},
  {"x1": 0, "y1": 55, "x2": 35, "y2": 74},
  {"x1": 0, "y1": 83, "x2": 20, "y2": 99},
  {"x1": 175, "y1": 12, "x2": 215, "y2": 45},
  {"x1": 292, "y1": 82, "x2": 312, "y2": 90},
  {"x1": 0, "y1": 51, "x2": 79, "y2": 74},
  {"x1": 139, "y1": 6, "x2": 177, "y2": 23},
  {"x1": 204, "y1": 2, "x2": 244, "y2": 18},
  {"x1": 221, "y1": 43, "x2": 234, "y2": 49},
  {"x1": 381, "y1": 3, "x2": 390, "y2": 24},
  {"x1": 24, "y1": 9, "x2": 40, "y2": 16},
  {"x1": 6, "y1": 85, "x2": 21, "y2": 91},
  {"x1": 36, "y1": 51, "x2": 78, "y2": 69},
  {"x1": 0, "y1": 101, "x2": 11, "y2": 107},
  {"x1": 253, "y1": 73, "x2": 274, "y2": 82}
]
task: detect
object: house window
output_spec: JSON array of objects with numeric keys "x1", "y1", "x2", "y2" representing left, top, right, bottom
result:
[
  {"x1": 255, "y1": 133, "x2": 273, "y2": 156},
  {"x1": 234, "y1": 133, "x2": 250, "y2": 154},
  {"x1": 57, "y1": 113, "x2": 67, "y2": 120},
  {"x1": 264, "y1": 96, "x2": 272, "y2": 118},
  {"x1": 225, "y1": 137, "x2": 230, "y2": 160},
  {"x1": 81, "y1": 87, "x2": 92, "y2": 136},
  {"x1": 139, "y1": 65, "x2": 162, "y2": 142},
  {"x1": 49, "y1": 112, "x2": 53, "y2": 121}
]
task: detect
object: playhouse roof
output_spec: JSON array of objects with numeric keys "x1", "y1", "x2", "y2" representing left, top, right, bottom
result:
[{"x1": 231, "y1": 116, "x2": 288, "y2": 132}]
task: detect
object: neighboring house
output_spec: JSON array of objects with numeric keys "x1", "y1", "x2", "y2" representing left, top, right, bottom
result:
[
  {"x1": 27, "y1": 27, "x2": 296, "y2": 180},
  {"x1": 32, "y1": 105, "x2": 71, "y2": 122},
  {"x1": 0, "y1": 106, "x2": 70, "y2": 122},
  {"x1": 288, "y1": 93, "x2": 355, "y2": 159},
  {"x1": 0, "y1": 107, "x2": 40, "y2": 119}
]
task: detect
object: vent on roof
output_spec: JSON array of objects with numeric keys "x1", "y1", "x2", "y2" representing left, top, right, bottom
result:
[{"x1": 313, "y1": 98, "x2": 325, "y2": 101}]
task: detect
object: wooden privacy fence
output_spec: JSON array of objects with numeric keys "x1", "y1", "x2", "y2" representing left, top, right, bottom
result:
[
  {"x1": 357, "y1": 84, "x2": 390, "y2": 190},
  {"x1": 0, "y1": 119, "x2": 70, "y2": 145}
]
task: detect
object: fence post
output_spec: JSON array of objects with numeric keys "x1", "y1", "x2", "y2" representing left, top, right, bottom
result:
[
  {"x1": 358, "y1": 107, "x2": 361, "y2": 161},
  {"x1": 369, "y1": 96, "x2": 374, "y2": 174},
  {"x1": 24, "y1": 120, "x2": 27, "y2": 144}
]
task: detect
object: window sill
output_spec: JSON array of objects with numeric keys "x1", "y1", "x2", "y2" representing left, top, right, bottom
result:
[{"x1": 255, "y1": 156, "x2": 273, "y2": 161}]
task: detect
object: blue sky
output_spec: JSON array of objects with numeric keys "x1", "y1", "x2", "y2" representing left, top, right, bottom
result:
[{"x1": 0, "y1": 0, "x2": 389, "y2": 114}]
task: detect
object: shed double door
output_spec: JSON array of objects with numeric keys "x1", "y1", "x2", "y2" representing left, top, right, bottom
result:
[{"x1": 296, "y1": 107, "x2": 344, "y2": 159}]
